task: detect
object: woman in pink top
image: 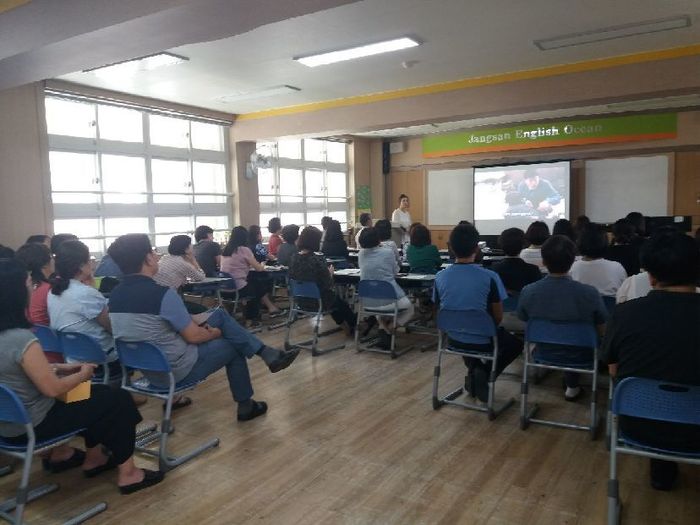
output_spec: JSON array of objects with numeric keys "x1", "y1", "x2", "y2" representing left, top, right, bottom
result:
[
  {"x1": 220, "y1": 226, "x2": 283, "y2": 327},
  {"x1": 267, "y1": 217, "x2": 283, "y2": 257}
]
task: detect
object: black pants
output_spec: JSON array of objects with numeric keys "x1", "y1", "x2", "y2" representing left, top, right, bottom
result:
[
  {"x1": 448, "y1": 328, "x2": 522, "y2": 377},
  {"x1": 329, "y1": 296, "x2": 356, "y2": 327},
  {"x1": 6, "y1": 385, "x2": 142, "y2": 464},
  {"x1": 222, "y1": 278, "x2": 272, "y2": 320}
]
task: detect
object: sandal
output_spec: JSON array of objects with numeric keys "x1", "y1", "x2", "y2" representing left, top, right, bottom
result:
[
  {"x1": 268, "y1": 309, "x2": 287, "y2": 319},
  {"x1": 119, "y1": 469, "x2": 165, "y2": 495},
  {"x1": 42, "y1": 448, "x2": 85, "y2": 473},
  {"x1": 84, "y1": 454, "x2": 119, "y2": 478},
  {"x1": 164, "y1": 396, "x2": 192, "y2": 411}
]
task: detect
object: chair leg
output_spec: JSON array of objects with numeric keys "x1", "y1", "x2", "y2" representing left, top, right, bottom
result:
[
  {"x1": 590, "y1": 366, "x2": 599, "y2": 440},
  {"x1": 432, "y1": 340, "x2": 444, "y2": 410},
  {"x1": 607, "y1": 421, "x2": 621, "y2": 525},
  {"x1": 310, "y1": 312, "x2": 322, "y2": 356}
]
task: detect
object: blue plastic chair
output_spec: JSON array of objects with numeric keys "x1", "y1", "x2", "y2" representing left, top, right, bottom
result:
[
  {"x1": 354, "y1": 280, "x2": 413, "y2": 359},
  {"x1": 30, "y1": 325, "x2": 62, "y2": 356},
  {"x1": 520, "y1": 319, "x2": 600, "y2": 439},
  {"x1": 608, "y1": 378, "x2": 700, "y2": 524},
  {"x1": 432, "y1": 309, "x2": 515, "y2": 420},
  {"x1": 284, "y1": 280, "x2": 345, "y2": 356},
  {"x1": 0, "y1": 385, "x2": 106, "y2": 524},
  {"x1": 58, "y1": 332, "x2": 115, "y2": 385},
  {"x1": 115, "y1": 340, "x2": 220, "y2": 472}
]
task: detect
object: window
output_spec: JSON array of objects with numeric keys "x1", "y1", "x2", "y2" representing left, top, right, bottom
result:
[
  {"x1": 257, "y1": 139, "x2": 349, "y2": 233},
  {"x1": 45, "y1": 95, "x2": 231, "y2": 253}
]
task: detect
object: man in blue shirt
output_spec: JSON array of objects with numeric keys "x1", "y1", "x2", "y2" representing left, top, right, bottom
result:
[
  {"x1": 517, "y1": 170, "x2": 562, "y2": 215},
  {"x1": 107, "y1": 234, "x2": 299, "y2": 422},
  {"x1": 433, "y1": 224, "x2": 522, "y2": 402}
]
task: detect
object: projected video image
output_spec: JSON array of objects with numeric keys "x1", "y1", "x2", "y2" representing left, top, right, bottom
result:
[{"x1": 473, "y1": 162, "x2": 570, "y2": 235}]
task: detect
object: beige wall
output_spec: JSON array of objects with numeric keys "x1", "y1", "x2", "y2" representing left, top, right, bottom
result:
[
  {"x1": 0, "y1": 83, "x2": 51, "y2": 248},
  {"x1": 230, "y1": 139, "x2": 258, "y2": 228}
]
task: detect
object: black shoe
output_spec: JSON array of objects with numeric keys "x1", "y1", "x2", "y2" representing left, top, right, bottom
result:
[
  {"x1": 362, "y1": 316, "x2": 377, "y2": 337},
  {"x1": 374, "y1": 330, "x2": 392, "y2": 350},
  {"x1": 119, "y1": 469, "x2": 165, "y2": 495},
  {"x1": 472, "y1": 367, "x2": 489, "y2": 403},
  {"x1": 84, "y1": 454, "x2": 119, "y2": 478},
  {"x1": 650, "y1": 460, "x2": 678, "y2": 491},
  {"x1": 564, "y1": 387, "x2": 585, "y2": 402},
  {"x1": 267, "y1": 348, "x2": 300, "y2": 373},
  {"x1": 237, "y1": 400, "x2": 268, "y2": 422},
  {"x1": 42, "y1": 448, "x2": 85, "y2": 473}
]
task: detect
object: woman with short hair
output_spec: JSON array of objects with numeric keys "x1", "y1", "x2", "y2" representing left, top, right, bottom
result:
[
  {"x1": 320, "y1": 219, "x2": 349, "y2": 258},
  {"x1": 267, "y1": 217, "x2": 283, "y2": 257},
  {"x1": 153, "y1": 235, "x2": 205, "y2": 290},
  {"x1": 406, "y1": 224, "x2": 441, "y2": 274},
  {"x1": 520, "y1": 221, "x2": 551, "y2": 268},
  {"x1": 15, "y1": 242, "x2": 54, "y2": 327}
]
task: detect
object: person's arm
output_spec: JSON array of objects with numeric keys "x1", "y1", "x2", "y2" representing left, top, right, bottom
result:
[
  {"x1": 489, "y1": 301, "x2": 504, "y2": 326},
  {"x1": 180, "y1": 322, "x2": 221, "y2": 344},
  {"x1": 244, "y1": 248, "x2": 265, "y2": 272},
  {"x1": 96, "y1": 306, "x2": 112, "y2": 333},
  {"x1": 22, "y1": 342, "x2": 95, "y2": 397},
  {"x1": 159, "y1": 288, "x2": 221, "y2": 344},
  {"x1": 183, "y1": 255, "x2": 206, "y2": 282}
]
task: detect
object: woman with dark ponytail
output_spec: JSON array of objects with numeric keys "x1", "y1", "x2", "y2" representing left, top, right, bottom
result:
[
  {"x1": 15, "y1": 242, "x2": 53, "y2": 327},
  {"x1": 47, "y1": 241, "x2": 118, "y2": 371}
]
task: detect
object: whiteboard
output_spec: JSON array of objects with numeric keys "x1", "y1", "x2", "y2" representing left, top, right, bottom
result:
[
  {"x1": 584, "y1": 156, "x2": 669, "y2": 223},
  {"x1": 427, "y1": 168, "x2": 474, "y2": 226}
]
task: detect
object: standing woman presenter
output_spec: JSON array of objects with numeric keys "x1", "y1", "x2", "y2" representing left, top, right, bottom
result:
[{"x1": 391, "y1": 194, "x2": 412, "y2": 245}]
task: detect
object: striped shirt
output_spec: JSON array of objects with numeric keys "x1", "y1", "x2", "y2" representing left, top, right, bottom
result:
[{"x1": 153, "y1": 255, "x2": 205, "y2": 290}]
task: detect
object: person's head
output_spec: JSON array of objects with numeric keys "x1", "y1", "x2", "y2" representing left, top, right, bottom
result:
[
  {"x1": 498, "y1": 228, "x2": 526, "y2": 256},
  {"x1": 625, "y1": 211, "x2": 646, "y2": 237},
  {"x1": 410, "y1": 224, "x2": 432, "y2": 248},
  {"x1": 168, "y1": 235, "x2": 192, "y2": 256},
  {"x1": 15, "y1": 243, "x2": 53, "y2": 284},
  {"x1": 358, "y1": 227, "x2": 380, "y2": 249},
  {"x1": 408, "y1": 222, "x2": 422, "y2": 236},
  {"x1": 359, "y1": 213, "x2": 372, "y2": 227},
  {"x1": 449, "y1": 223, "x2": 480, "y2": 259},
  {"x1": 541, "y1": 235, "x2": 576, "y2": 274},
  {"x1": 50, "y1": 233, "x2": 78, "y2": 255},
  {"x1": 398, "y1": 194, "x2": 409, "y2": 210},
  {"x1": 51, "y1": 240, "x2": 92, "y2": 295},
  {"x1": 611, "y1": 219, "x2": 635, "y2": 245},
  {"x1": 552, "y1": 219, "x2": 575, "y2": 241},
  {"x1": 281, "y1": 224, "x2": 300, "y2": 245},
  {"x1": 321, "y1": 216, "x2": 332, "y2": 231},
  {"x1": 525, "y1": 221, "x2": 550, "y2": 247},
  {"x1": 0, "y1": 245, "x2": 14, "y2": 259},
  {"x1": 374, "y1": 219, "x2": 392, "y2": 242},
  {"x1": 108, "y1": 234, "x2": 157, "y2": 276},
  {"x1": 325, "y1": 220, "x2": 344, "y2": 242},
  {"x1": 247, "y1": 225, "x2": 262, "y2": 246},
  {"x1": 222, "y1": 226, "x2": 248, "y2": 256},
  {"x1": 523, "y1": 171, "x2": 540, "y2": 190},
  {"x1": 26, "y1": 234, "x2": 51, "y2": 247},
  {"x1": 297, "y1": 226, "x2": 322, "y2": 252},
  {"x1": 577, "y1": 224, "x2": 608, "y2": 259},
  {"x1": 641, "y1": 229, "x2": 700, "y2": 287},
  {"x1": 267, "y1": 217, "x2": 282, "y2": 235},
  {"x1": 0, "y1": 258, "x2": 32, "y2": 332},
  {"x1": 573, "y1": 215, "x2": 591, "y2": 233},
  {"x1": 194, "y1": 225, "x2": 214, "y2": 242},
  {"x1": 458, "y1": 220, "x2": 472, "y2": 226}
]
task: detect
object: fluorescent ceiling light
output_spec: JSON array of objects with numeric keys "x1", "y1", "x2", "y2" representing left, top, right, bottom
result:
[
  {"x1": 534, "y1": 15, "x2": 691, "y2": 51},
  {"x1": 295, "y1": 37, "x2": 420, "y2": 67},
  {"x1": 84, "y1": 52, "x2": 188, "y2": 80},
  {"x1": 216, "y1": 85, "x2": 301, "y2": 103}
]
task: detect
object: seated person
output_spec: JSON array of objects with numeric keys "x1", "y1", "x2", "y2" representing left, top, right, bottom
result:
[
  {"x1": 221, "y1": 226, "x2": 283, "y2": 327},
  {"x1": 571, "y1": 225, "x2": 627, "y2": 297},
  {"x1": 406, "y1": 224, "x2": 441, "y2": 274},
  {"x1": 15, "y1": 242, "x2": 53, "y2": 327},
  {"x1": 154, "y1": 235, "x2": 205, "y2": 290},
  {"x1": 276, "y1": 224, "x2": 299, "y2": 267},
  {"x1": 373, "y1": 219, "x2": 401, "y2": 266},
  {"x1": 520, "y1": 221, "x2": 550, "y2": 268},
  {"x1": 267, "y1": 217, "x2": 283, "y2": 257},
  {"x1": 288, "y1": 226, "x2": 356, "y2": 334},
  {"x1": 50, "y1": 233, "x2": 78, "y2": 256},
  {"x1": 193, "y1": 225, "x2": 222, "y2": 278},
  {"x1": 248, "y1": 225, "x2": 275, "y2": 263},
  {"x1": 47, "y1": 240, "x2": 120, "y2": 378},
  {"x1": 433, "y1": 224, "x2": 522, "y2": 402},
  {"x1": 0, "y1": 258, "x2": 162, "y2": 495},
  {"x1": 358, "y1": 228, "x2": 414, "y2": 349},
  {"x1": 604, "y1": 219, "x2": 641, "y2": 276},
  {"x1": 94, "y1": 253, "x2": 123, "y2": 278},
  {"x1": 517, "y1": 235, "x2": 607, "y2": 401},
  {"x1": 26, "y1": 234, "x2": 51, "y2": 248},
  {"x1": 320, "y1": 219, "x2": 349, "y2": 258},
  {"x1": 601, "y1": 229, "x2": 700, "y2": 491},
  {"x1": 107, "y1": 234, "x2": 299, "y2": 422},
  {"x1": 491, "y1": 228, "x2": 542, "y2": 292},
  {"x1": 354, "y1": 213, "x2": 372, "y2": 247},
  {"x1": 320, "y1": 215, "x2": 332, "y2": 243},
  {"x1": 552, "y1": 219, "x2": 576, "y2": 242},
  {"x1": 0, "y1": 244, "x2": 15, "y2": 258},
  {"x1": 616, "y1": 271, "x2": 653, "y2": 304}
]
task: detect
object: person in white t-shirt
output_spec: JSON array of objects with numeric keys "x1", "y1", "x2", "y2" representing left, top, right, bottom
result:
[
  {"x1": 616, "y1": 271, "x2": 653, "y2": 304},
  {"x1": 520, "y1": 221, "x2": 550, "y2": 268},
  {"x1": 391, "y1": 194, "x2": 412, "y2": 244},
  {"x1": 570, "y1": 225, "x2": 627, "y2": 297}
]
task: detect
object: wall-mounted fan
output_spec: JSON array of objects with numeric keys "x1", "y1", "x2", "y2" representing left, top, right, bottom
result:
[{"x1": 245, "y1": 151, "x2": 272, "y2": 179}]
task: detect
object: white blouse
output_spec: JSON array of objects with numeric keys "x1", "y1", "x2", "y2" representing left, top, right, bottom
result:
[{"x1": 391, "y1": 208, "x2": 412, "y2": 243}]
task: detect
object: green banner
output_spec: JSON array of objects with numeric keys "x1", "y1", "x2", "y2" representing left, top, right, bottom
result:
[{"x1": 422, "y1": 113, "x2": 677, "y2": 158}]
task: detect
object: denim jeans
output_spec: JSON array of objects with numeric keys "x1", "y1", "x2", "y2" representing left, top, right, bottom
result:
[{"x1": 176, "y1": 309, "x2": 265, "y2": 402}]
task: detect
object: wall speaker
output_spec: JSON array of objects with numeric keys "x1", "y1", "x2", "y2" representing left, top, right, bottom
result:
[{"x1": 382, "y1": 141, "x2": 390, "y2": 174}]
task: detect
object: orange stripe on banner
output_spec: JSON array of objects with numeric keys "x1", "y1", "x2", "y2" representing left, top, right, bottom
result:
[{"x1": 422, "y1": 132, "x2": 677, "y2": 158}]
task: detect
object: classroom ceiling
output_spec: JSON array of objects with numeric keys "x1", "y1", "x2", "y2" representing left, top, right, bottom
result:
[{"x1": 53, "y1": 0, "x2": 700, "y2": 118}]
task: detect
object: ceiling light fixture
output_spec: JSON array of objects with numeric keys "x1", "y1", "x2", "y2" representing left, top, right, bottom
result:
[
  {"x1": 84, "y1": 52, "x2": 189, "y2": 80},
  {"x1": 295, "y1": 36, "x2": 420, "y2": 67},
  {"x1": 534, "y1": 15, "x2": 691, "y2": 51},
  {"x1": 216, "y1": 85, "x2": 301, "y2": 103}
]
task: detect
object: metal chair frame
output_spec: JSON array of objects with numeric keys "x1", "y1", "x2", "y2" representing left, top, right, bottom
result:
[
  {"x1": 115, "y1": 340, "x2": 220, "y2": 472},
  {"x1": 432, "y1": 309, "x2": 515, "y2": 420}
]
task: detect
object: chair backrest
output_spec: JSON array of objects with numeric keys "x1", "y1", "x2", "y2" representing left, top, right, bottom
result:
[
  {"x1": 115, "y1": 339, "x2": 171, "y2": 373},
  {"x1": 31, "y1": 325, "x2": 61, "y2": 354},
  {"x1": 58, "y1": 332, "x2": 107, "y2": 364},
  {"x1": 0, "y1": 385, "x2": 30, "y2": 425},
  {"x1": 289, "y1": 279, "x2": 321, "y2": 300},
  {"x1": 357, "y1": 280, "x2": 398, "y2": 300},
  {"x1": 525, "y1": 319, "x2": 597, "y2": 348},
  {"x1": 502, "y1": 294, "x2": 519, "y2": 313},
  {"x1": 612, "y1": 377, "x2": 700, "y2": 425},
  {"x1": 437, "y1": 309, "x2": 497, "y2": 343}
]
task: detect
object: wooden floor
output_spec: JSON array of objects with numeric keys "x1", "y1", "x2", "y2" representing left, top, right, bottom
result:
[{"x1": 2, "y1": 317, "x2": 698, "y2": 524}]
